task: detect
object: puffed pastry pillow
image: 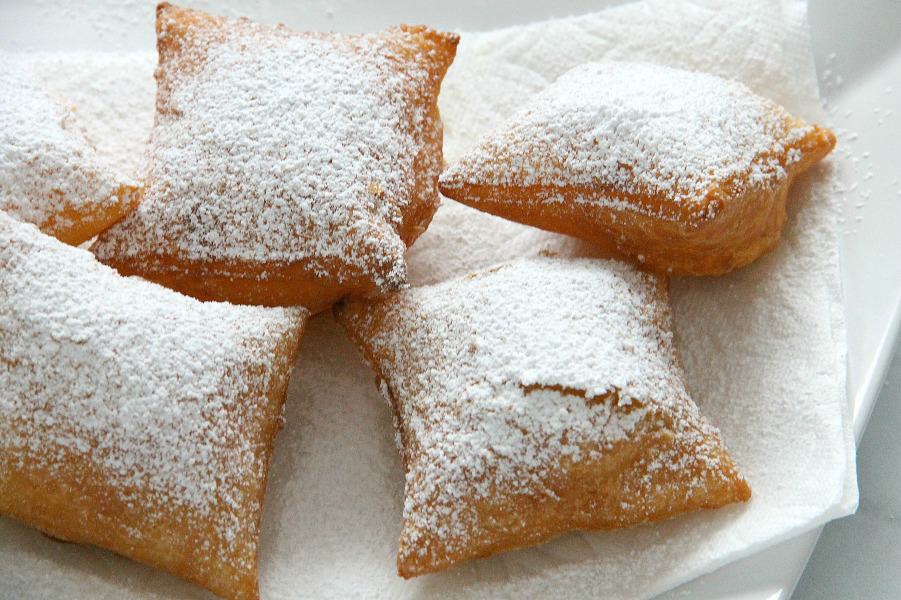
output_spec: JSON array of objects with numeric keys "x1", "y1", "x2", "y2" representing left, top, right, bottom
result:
[
  {"x1": 0, "y1": 58, "x2": 141, "y2": 245},
  {"x1": 92, "y1": 3, "x2": 459, "y2": 312},
  {"x1": 439, "y1": 61, "x2": 836, "y2": 276},
  {"x1": 335, "y1": 256, "x2": 751, "y2": 577},
  {"x1": 0, "y1": 211, "x2": 307, "y2": 600}
]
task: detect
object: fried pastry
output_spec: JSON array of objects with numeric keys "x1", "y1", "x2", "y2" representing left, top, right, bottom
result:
[
  {"x1": 0, "y1": 211, "x2": 307, "y2": 600},
  {"x1": 439, "y1": 61, "x2": 836, "y2": 276},
  {"x1": 91, "y1": 3, "x2": 458, "y2": 312},
  {"x1": 0, "y1": 58, "x2": 141, "y2": 245},
  {"x1": 335, "y1": 256, "x2": 751, "y2": 577}
]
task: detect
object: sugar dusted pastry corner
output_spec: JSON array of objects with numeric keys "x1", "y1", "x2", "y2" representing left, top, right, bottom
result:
[
  {"x1": 439, "y1": 61, "x2": 836, "y2": 276},
  {"x1": 0, "y1": 58, "x2": 141, "y2": 245},
  {"x1": 335, "y1": 256, "x2": 751, "y2": 577},
  {"x1": 0, "y1": 211, "x2": 306, "y2": 600},
  {"x1": 92, "y1": 3, "x2": 459, "y2": 311}
]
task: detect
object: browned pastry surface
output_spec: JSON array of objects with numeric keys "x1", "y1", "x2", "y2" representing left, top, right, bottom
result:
[
  {"x1": 336, "y1": 256, "x2": 750, "y2": 576},
  {"x1": 439, "y1": 61, "x2": 836, "y2": 276},
  {"x1": 93, "y1": 3, "x2": 458, "y2": 310},
  {"x1": 0, "y1": 58, "x2": 140, "y2": 245},
  {"x1": 0, "y1": 211, "x2": 307, "y2": 600}
]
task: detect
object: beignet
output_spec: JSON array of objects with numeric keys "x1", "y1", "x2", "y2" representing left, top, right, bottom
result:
[
  {"x1": 0, "y1": 211, "x2": 306, "y2": 600},
  {"x1": 439, "y1": 61, "x2": 836, "y2": 276},
  {"x1": 92, "y1": 3, "x2": 458, "y2": 311},
  {"x1": 0, "y1": 58, "x2": 140, "y2": 245},
  {"x1": 335, "y1": 256, "x2": 751, "y2": 577}
]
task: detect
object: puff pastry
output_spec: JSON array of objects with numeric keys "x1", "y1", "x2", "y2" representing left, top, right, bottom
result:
[
  {"x1": 439, "y1": 61, "x2": 836, "y2": 276},
  {"x1": 0, "y1": 211, "x2": 306, "y2": 600},
  {"x1": 335, "y1": 256, "x2": 751, "y2": 577},
  {"x1": 91, "y1": 3, "x2": 458, "y2": 312},
  {"x1": 0, "y1": 58, "x2": 141, "y2": 245}
]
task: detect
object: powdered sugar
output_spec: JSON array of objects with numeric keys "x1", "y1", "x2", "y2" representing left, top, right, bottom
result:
[
  {"x1": 0, "y1": 2, "x2": 855, "y2": 600},
  {"x1": 92, "y1": 12, "x2": 449, "y2": 289},
  {"x1": 0, "y1": 56, "x2": 137, "y2": 233},
  {"x1": 24, "y1": 52, "x2": 157, "y2": 180},
  {"x1": 0, "y1": 212, "x2": 306, "y2": 545},
  {"x1": 339, "y1": 256, "x2": 732, "y2": 562},
  {"x1": 440, "y1": 61, "x2": 812, "y2": 220}
]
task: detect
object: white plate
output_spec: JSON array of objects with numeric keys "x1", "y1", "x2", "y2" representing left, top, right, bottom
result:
[
  {"x1": 1, "y1": 1, "x2": 899, "y2": 599},
  {"x1": 660, "y1": 0, "x2": 901, "y2": 597}
]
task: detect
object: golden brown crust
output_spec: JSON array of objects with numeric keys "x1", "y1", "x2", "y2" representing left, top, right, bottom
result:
[
  {"x1": 388, "y1": 24, "x2": 460, "y2": 246},
  {"x1": 439, "y1": 67, "x2": 837, "y2": 277},
  {"x1": 42, "y1": 183, "x2": 142, "y2": 246},
  {"x1": 344, "y1": 305, "x2": 750, "y2": 578},
  {"x1": 101, "y1": 252, "x2": 389, "y2": 313},
  {"x1": 94, "y1": 4, "x2": 458, "y2": 311},
  {"x1": 335, "y1": 257, "x2": 751, "y2": 577},
  {"x1": 0, "y1": 324, "x2": 303, "y2": 600},
  {"x1": 0, "y1": 213, "x2": 308, "y2": 600},
  {"x1": 0, "y1": 66, "x2": 142, "y2": 247},
  {"x1": 393, "y1": 414, "x2": 750, "y2": 577}
]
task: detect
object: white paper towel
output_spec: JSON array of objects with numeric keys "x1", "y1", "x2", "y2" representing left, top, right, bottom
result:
[{"x1": 0, "y1": 1, "x2": 856, "y2": 599}]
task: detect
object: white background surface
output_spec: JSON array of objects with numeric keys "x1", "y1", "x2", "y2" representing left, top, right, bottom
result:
[
  {"x1": 1, "y1": 0, "x2": 899, "y2": 598},
  {"x1": 794, "y1": 346, "x2": 901, "y2": 599},
  {"x1": 655, "y1": 0, "x2": 901, "y2": 594},
  {"x1": 793, "y1": 1, "x2": 901, "y2": 597}
]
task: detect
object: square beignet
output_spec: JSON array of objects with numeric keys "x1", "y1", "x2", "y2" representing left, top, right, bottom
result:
[
  {"x1": 92, "y1": 3, "x2": 459, "y2": 312},
  {"x1": 335, "y1": 256, "x2": 751, "y2": 577},
  {"x1": 0, "y1": 58, "x2": 141, "y2": 245},
  {"x1": 439, "y1": 61, "x2": 836, "y2": 276},
  {"x1": 0, "y1": 211, "x2": 306, "y2": 600}
]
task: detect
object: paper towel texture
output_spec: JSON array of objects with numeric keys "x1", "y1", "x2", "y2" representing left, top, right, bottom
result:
[{"x1": 0, "y1": 1, "x2": 855, "y2": 599}]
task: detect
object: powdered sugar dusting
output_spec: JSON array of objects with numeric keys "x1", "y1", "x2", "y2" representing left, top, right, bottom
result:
[
  {"x1": 339, "y1": 256, "x2": 731, "y2": 562},
  {"x1": 0, "y1": 2, "x2": 854, "y2": 599},
  {"x1": 0, "y1": 212, "x2": 306, "y2": 547},
  {"x1": 0, "y1": 56, "x2": 137, "y2": 233},
  {"x1": 24, "y1": 52, "x2": 157, "y2": 180},
  {"x1": 440, "y1": 61, "x2": 812, "y2": 220},
  {"x1": 92, "y1": 11, "x2": 449, "y2": 288}
]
